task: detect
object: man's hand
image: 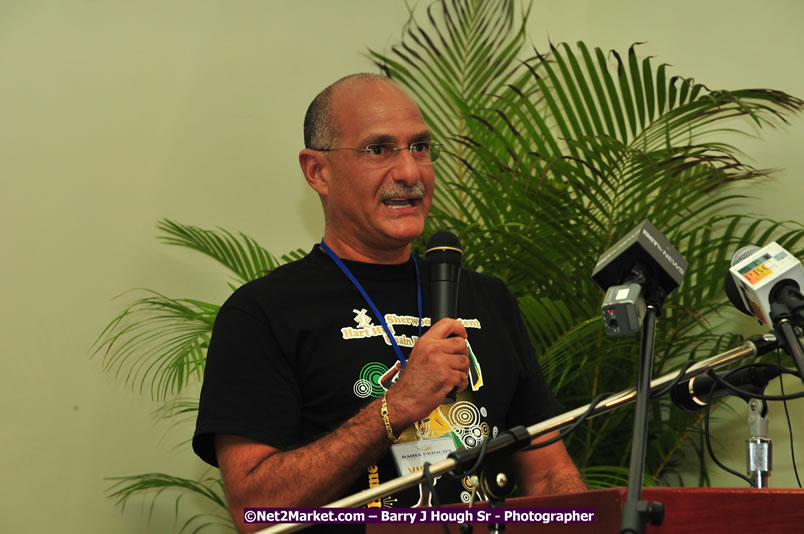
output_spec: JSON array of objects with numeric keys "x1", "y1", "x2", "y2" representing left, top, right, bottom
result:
[
  {"x1": 214, "y1": 319, "x2": 469, "y2": 532},
  {"x1": 386, "y1": 318, "x2": 470, "y2": 428},
  {"x1": 514, "y1": 432, "x2": 587, "y2": 495}
]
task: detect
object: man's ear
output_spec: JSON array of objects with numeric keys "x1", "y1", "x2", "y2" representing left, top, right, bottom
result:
[{"x1": 299, "y1": 149, "x2": 330, "y2": 196}]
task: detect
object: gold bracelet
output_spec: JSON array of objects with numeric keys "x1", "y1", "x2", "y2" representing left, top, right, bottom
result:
[{"x1": 381, "y1": 393, "x2": 400, "y2": 443}]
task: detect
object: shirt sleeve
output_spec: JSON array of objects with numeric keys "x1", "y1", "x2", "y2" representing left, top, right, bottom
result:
[{"x1": 192, "y1": 284, "x2": 302, "y2": 467}]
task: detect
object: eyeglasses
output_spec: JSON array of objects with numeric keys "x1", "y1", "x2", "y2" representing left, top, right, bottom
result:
[{"x1": 313, "y1": 141, "x2": 442, "y2": 166}]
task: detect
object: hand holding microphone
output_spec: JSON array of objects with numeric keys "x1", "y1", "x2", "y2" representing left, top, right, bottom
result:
[
  {"x1": 389, "y1": 319, "x2": 469, "y2": 425},
  {"x1": 383, "y1": 230, "x2": 468, "y2": 428},
  {"x1": 426, "y1": 230, "x2": 464, "y2": 403}
]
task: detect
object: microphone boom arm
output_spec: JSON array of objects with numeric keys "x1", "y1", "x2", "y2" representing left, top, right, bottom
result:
[{"x1": 257, "y1": 335, "x2": 776, "y2": 534}]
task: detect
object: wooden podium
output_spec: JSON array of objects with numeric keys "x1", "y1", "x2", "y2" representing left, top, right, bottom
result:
[{"x1": 367, "y1": 487, "x2": 804, "y2": 533}]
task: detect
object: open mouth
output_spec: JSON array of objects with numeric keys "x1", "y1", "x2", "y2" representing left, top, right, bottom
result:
[
  {"x1": 382, "y1": 197, "x2": 420, "y2": 209},
  {"x1": 381, "y1": 182, "x2": 425, "y2": 210}
]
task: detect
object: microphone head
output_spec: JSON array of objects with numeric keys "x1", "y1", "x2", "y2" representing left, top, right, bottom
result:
[
  {"x1": 724, "y1": 272, "x2": 751, "y2": 316},
  {"x1": 425, "y1": 230, "x2": 462, "y2": 323},
  {"x1": 591, "y1": 220, "x2": 687, "y2": 296},
  {"x1": 670, "y1": 365, "x2": 782, "y2": 413},
  {"x1": 731, "y1": 245, "x2": 761, "y2": 266},
  {"x1": 669, "y1": 375, "x2": 709, "y2": 412},
  {"x1": 726, "y1": 242, "x2": 804, "y2": 326},
  {"x1": 425, "y1": 230, "x2": 463, "y2": 266},
  {"x1": 724, "y1": 245, "x2": 760, "y2": 317}
]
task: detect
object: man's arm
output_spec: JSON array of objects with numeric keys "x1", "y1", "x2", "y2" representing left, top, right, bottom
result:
[
  {"x1": 513, "y1": 431, "x2": 587, "y2": 496},
  {"x1": 216, "y1": 402, "x2": 386, "y2": 533},
  {"x1": 215, "y1": 319, "x2": 470, "y2": 533}
]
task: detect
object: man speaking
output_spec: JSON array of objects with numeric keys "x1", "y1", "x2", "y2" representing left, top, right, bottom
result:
[{"x1": 193, "y1": 73, "x2": 585, "y2": 533}]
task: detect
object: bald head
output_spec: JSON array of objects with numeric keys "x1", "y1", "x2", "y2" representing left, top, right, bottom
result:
[{"x1": 303, "y1": 73, "x2": 400, "y2": 150}]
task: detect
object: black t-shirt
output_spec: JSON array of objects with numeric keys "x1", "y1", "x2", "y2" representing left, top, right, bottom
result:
[{"x1": 193, "y1": 245, "x2": 563, "y2": 519}]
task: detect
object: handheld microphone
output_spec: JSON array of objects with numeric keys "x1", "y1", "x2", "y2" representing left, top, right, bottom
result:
[
  {"x1": 425, "y1": 230, "x2": 462, "y2": 403},
  {"x1": 425, "y1": 230, "x2": 462, "y2": 323},
  {"x1": 670, "y1": 365, "x2": 783, "y2": 412}
]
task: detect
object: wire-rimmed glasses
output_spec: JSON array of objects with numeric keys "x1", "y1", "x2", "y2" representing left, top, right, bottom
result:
[{"x1": 313, "y1": 141, "x2": 442, "y2": 167}]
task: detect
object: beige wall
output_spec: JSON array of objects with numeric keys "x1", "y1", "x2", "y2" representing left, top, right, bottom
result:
[{"x1": 1, "y1": 1, "x2": 801, "y2": 532}]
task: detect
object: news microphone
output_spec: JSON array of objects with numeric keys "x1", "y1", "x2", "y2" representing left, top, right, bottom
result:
[
  {"x1": 592, "y1": 220, "x2": 688, "y2": 336},
  {"x1": 670, "y1": 365, "x2": 783, "y2": 412},
  {"x1": 725, "y1": 242, "x2": 804, "y2": 326},
  {"x1": 724, "y1": 246, "x2": 761, "y2": 316},
  {"x1": 425, "y1": 230, "x2": 462, "y2": 403}
]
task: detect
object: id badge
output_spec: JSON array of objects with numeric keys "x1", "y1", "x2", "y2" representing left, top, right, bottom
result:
[{"x1": 390, "y1": 435, "x2": 457, "y2": 477}]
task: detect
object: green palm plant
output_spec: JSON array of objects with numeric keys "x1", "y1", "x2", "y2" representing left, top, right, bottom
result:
[
  {"x1": 368, "y1": 0, "x2": 804, "y2": 482},
  {"x1": 96, "y1": 0, "x2": 804, "y2": 530},
  {"x1": 94, "y1": 220, "x2": 305, "y2": 532}
]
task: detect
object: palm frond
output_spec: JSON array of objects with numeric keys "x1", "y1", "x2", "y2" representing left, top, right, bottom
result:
[
  {"x1": 93, "y1": 291, "x2": 217, "y2": 401},
  {"x1": 581, "y1": 466, "x2": 658, "y2": 489},
  {"x1": 154, "y1": 397, "x2": 200, "y2": 424},
  {"x1": 107, "y1": 472, "x2": 234, "y2": 533},
  {"x1": 158, "y1": 219, "x2": 282, "y2": 285},
  {"x1": 369, "y1": 0, "x2": 539, "y2": 224},
  {"x1": 96, "y1": 221, "x2": 310, "y2": 402}
]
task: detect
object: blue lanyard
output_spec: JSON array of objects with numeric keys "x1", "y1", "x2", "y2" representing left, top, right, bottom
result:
[{"x1": 319, "y1": 240, "x2": 422, "y2": 368}]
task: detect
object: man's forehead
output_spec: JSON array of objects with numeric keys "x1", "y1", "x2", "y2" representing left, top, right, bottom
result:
[
  {"x1": 330, "y1": 79, "x2": 429, "y2": 141},
  {"x1": 331, "y1": 77, "x2": 414, "y2": 111}
]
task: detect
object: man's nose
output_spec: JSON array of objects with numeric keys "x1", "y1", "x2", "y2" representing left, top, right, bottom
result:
[{"x1": 390, "y1": 147, "x2": 421, "y2": 184}]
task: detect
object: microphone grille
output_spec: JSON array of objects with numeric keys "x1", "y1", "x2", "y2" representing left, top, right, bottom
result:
[
  {"x1": 724, "y1": 245, "x2": 759, "y2": 316},
  {"x1": 425, "y1": 230, "x2": 462, "y2": 257},
  {"x1": 731, "y1": 245, "x2": 760, "y2": 266}
]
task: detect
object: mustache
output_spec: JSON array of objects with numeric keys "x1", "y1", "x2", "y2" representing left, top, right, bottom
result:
[{"x1": 380, "y1": 182, "x2": 425, "y2": 200}]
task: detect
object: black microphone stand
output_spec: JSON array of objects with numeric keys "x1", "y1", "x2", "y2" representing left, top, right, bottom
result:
[
  {"x1": 769, "y1": 285, "x2": 804, "y2": 384},
  {"x1": 619, "y1": 282, "x2": 665, "y2": 534}
]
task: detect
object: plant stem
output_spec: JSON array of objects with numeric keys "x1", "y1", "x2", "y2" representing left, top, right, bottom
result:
[{"x1": 652, "y1": 405, "x2": 715, "y2": 480}]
